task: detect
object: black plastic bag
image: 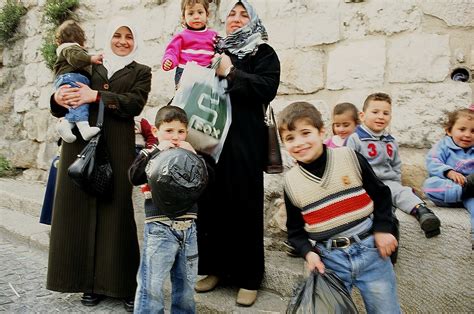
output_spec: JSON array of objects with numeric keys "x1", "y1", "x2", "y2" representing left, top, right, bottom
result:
[
  {"x1": 146, "y1": 148, "x2": 208, "y2": 218},
  {"x1": 287, "y1": 270, "x2": 358, "y2": 314}
]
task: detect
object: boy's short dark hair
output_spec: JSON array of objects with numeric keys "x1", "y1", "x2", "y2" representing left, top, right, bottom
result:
[
  {"x1": 155, "y1": 106, "x2": 189, "y2": 128},
  {"x1": 363, "y1": 93, "x2": 392, "y2": 112},
  {"x1": 277, "y1": 102, "x2": 324, "y2": 135},
  {"x1": 55, "y1": 20, "x2": 86, "y2": 46}
]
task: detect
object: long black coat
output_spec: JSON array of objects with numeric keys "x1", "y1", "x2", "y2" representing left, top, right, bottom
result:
[
  {"x1": 197, "y1": 44, "x2": 280, "y2": 290},
  {"x1": 47, "y1": 62, "x2": 151, "y2": 298}
]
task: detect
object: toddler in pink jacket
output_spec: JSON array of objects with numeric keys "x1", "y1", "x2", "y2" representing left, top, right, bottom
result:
[{"x1": 162, "y1": 0, "x2": 218, "y2": 85}]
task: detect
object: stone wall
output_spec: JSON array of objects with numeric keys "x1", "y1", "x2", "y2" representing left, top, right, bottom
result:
[{"x1": 0, "y1": 0, "x2": 472, "y2": 183}]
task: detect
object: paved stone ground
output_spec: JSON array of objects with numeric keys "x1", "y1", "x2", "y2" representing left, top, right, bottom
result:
[{"x1": 0, "y1": 230, "x2": 128, "y2": 313}]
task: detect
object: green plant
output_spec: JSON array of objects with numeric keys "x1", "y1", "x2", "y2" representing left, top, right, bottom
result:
[
  {"x1": 44, "y1": 0, "x2": 79, "y2": 26},
  {"x1": 41, "y1": 29, "x2": 58, "y2": 70},
  {"x1": 0, "y1": 0, "x2": 27, "y2": 45},
  {"x1": 0, "y1": 155, "x2": 20, "y2": 177}
]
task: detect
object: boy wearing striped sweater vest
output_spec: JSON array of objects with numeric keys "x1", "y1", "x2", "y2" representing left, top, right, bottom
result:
[
  {"x1": 278, "y1": 102, "x2": 400, "y2": 314},
  {"x1": 346, "y1": 93, "x2": 441, "y2": 238}
]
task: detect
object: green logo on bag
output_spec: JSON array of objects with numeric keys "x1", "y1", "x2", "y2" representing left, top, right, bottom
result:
[{"x1": 184, "y1": 82, "x2": 227, "y2": 140}]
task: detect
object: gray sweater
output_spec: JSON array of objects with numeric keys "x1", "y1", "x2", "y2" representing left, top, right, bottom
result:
[{"x1": 346, "y1": 124, "x2": 402, "y2": 182}]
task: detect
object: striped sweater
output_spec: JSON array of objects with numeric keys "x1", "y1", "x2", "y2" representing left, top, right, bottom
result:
[{"x1": 285, "y1": 147, "x2": 374, "y2": 241}]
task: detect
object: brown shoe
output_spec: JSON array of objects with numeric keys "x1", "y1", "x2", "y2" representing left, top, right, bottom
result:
[
  {"x1": 195, "y1": 275, "x2": 219, "y2": 293},
  {"x1": 236, "y1": 288, "x2": 257, "y2": 307}
]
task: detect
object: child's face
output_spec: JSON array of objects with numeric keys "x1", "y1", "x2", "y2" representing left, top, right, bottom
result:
[
  {"x1": 447, "y1": 116, "x2": 474, "y2": 149},
  {"x1": 156, "y1": 120, "x2": 188, "y2": 146},
  {"x1": 361, "y1": 100, "x2": 392, "y2": 133},
  {"x1": 184, "y1": 3, "x2": 208, "y2": 29},
  {"x1": 280, "y1": 119, "x2": 325, "y2": 164},
  {"x1": 333, "y1": 112, "x2": 357, "y2": 139}
]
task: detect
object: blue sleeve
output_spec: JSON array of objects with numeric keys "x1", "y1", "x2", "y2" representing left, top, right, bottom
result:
[{"x1": 425, "y1": 139, "x2": 452, "y2": 178}]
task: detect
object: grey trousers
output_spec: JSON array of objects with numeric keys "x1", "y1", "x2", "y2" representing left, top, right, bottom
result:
[{"x1": 383, "y1": 180, "x2": 423, "y2": 214}]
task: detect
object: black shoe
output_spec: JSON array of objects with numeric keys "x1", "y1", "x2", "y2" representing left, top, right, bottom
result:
[
  {"x1": 462, "y1": 174, "x2": 474, "y2": 198},
  {"x1": 122, "y1": 298, "x2": 134, "y2": 312},
  {"x1": 283, "y1": 240, "x2": 299, "y2": 257},
  {"x1": 81, "y1": 293, "x2": 104, "y2": 306},
  {"x1": 414, "y1": 204, "x2": 441, "y2": 238}
]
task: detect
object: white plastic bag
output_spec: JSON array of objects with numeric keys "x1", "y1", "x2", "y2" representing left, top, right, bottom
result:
[{"x1": 171, "y1": 61, "x2": 232, "y2": 163}]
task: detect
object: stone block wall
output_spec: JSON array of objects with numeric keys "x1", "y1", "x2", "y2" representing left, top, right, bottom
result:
[{"x1": 0, "y1": 0, "x2": 472, "y2": 184}]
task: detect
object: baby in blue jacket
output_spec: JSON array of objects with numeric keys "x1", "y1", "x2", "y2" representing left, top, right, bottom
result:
[{"x1": 423, "y1": 106, "x2": 474, "y2": 248}]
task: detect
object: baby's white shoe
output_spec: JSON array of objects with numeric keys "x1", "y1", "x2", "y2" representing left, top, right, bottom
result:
[
  {"x1": 76, "y1": 121, "x2": 100, "y2": 141},
  {"x1": 56, "y1": 118, "x2": 76, "y2": 143}
]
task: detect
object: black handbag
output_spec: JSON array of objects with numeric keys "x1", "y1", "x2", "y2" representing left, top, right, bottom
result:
[
  {"x1": 263, "y1": 104, "x2": 283, "y2": 174},
  {"x1": 67, "y1": 99, "x2": 113, "y2": 196}
]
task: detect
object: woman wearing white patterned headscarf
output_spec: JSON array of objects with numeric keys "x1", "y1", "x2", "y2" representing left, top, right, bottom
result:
[{"x1": 196, "y1": 0, "x2": 280, "y2": 307}]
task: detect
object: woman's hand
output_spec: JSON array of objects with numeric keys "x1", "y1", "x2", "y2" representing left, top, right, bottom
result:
[
  {"x1": 68, "y1": 82, "x2": 99, "y2": 107},
  {"x1": 55, "y1": 83, "x2": 98, "y2": 108},
  {"x1": 447, "y1": 170, "x2": 466, "y2": 186},
  {"x1": 54, "y1": 85, "x2": 79, "y2": 108},
  {"x1": 213, "y1": 53, "x2": 233, "y2": 77},
  {"x1": 305, "y1": 251, "x2": 325, "y2": 274}
]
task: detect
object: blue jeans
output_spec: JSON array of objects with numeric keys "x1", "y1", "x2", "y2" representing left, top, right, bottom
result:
[
  {"x1": 315, "y1": 235, "x2": 400, "y2": 314},
  {"x1": 54, "y1": 73, "x2": 90, "y2": 122},
  {"x1": 134, "y1": 221, "x2": 198, "y2": 314}
]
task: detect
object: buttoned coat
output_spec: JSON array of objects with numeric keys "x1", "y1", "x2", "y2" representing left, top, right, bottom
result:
[{"x1": 47, "y1": 62, "x2": 151, "y2": 298}]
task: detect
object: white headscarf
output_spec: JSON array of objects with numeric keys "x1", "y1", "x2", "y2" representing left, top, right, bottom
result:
[{"x1": 103, "y1": 17, "x2": 140, "y2": 79}]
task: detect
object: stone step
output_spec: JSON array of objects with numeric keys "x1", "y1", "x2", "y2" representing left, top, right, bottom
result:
[
  {"x1": 195, "y1": 287, "x2": 288, "y2": 313},
  {"x1": 0, "y1": 178, "x2": 46, "y2": 218},
  {"x1": 0, "y1": 178, "x2": 302, "y2": 298},
  {"x1": 0, "y1": 207, "x2": 50, "y2": 251},
  {"x1": 1, "y1": 178, "x2": 473, "y2": 312}
]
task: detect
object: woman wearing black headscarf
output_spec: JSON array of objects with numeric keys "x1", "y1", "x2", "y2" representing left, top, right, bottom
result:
[{"x1": 195, "y1": 0, "x2": 280, "y2": 306}]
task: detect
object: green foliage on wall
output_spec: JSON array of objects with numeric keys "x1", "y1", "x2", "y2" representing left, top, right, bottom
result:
[
  {"x1": 0, "y1": 155, "x2": 20, "y2": 177},
  {"x1": 44, "y1": 0, "x2": 79, "y2": 26},
  {"x1": 41, "y1": 30, "x2": 58, "y2": 70},
  {"x1": 0, "y1": 0, "x2": 27, "y2": 45}
]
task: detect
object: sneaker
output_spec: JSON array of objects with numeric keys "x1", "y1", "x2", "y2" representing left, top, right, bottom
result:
[
  {"x1": 414, "y1": 204, "x2": 441, "y2": 238},
  {"x1": 283, "y1": 240, "x2": 299, "y2": 257},
  {"x1": 236, "y1": 288, "x2": 257, "y2": 307},
  {"x1": 195, "y1": 275, "x2": 219, "y2": 293}
]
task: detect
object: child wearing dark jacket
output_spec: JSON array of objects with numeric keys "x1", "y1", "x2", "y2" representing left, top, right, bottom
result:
[{"x1": 129, "y1": 106, "x2": 209, "y2": 313}]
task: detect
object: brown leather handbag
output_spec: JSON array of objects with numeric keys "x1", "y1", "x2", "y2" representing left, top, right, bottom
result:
[{"x1": 263, "y1": 104, "x2": 283, "y2": 174}]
